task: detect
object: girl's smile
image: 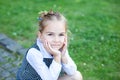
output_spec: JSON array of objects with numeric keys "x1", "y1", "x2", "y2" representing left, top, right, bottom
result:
[{"x1": 51, "y1": 44, "x2": 62, "y2": 50}]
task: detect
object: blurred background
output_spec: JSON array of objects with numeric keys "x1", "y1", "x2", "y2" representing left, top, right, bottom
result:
[{"x1": 0, "y1": 0, "x2": 120, "y2": 80}]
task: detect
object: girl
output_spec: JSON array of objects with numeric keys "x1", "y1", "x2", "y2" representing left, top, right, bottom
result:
[{"x1": 17, "y1": 10, "x2": 82, "y2": 80}]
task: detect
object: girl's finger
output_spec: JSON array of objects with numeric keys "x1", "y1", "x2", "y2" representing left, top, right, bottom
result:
[
  {"x1": 61, "y1": 37, "x2": 67, "y2": 55},
  {"x1": 44, "y1": 40, "x2": 51, "y2": 53},
  {"x1": 47, "y1": 41, "x2": 53, "y2": 53}
]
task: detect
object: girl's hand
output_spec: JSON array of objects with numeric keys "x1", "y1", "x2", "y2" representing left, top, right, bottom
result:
[
  {"x1": 43, "y1": 40, "x2": 61, "y2": 57},
  {"x1": 60, "y1": 38, "x2": 68, "y2": 64},
  {"x1": 43, "y1": 40, "x2": 61, "y2": 63},
  {"x1": 58, "y1": 37, "x2": 67, "y2": 58}
]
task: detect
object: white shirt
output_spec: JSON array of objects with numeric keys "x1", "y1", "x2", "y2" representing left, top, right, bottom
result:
[{"x1": 26, "y1": 38, "x2": 77, "y2": 80}]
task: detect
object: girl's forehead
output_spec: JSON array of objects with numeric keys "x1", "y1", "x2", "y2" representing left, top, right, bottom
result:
[
  {"x1": 46, "y1": 20, "x2": 66, "y2": 28},
  {"x1": 43, "y1": 20, "x2": 66, "y2": 32},
  {"x1": 46, "y1": 19, "x2": 65, "y2": 25}
]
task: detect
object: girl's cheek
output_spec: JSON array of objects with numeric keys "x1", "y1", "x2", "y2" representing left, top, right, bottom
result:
[{"x1": 62, "y1": 37, "x2": 65, "y2": 43}]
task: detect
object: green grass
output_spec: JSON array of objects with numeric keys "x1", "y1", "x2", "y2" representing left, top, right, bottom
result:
[{"x1": 0, "y1": 0, "x2": 120, "y2": 80}]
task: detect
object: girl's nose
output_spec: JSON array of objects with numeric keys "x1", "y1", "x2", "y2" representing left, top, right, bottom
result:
[{"x1": 54, "y1": 36, "x2": 59, "y2": 42}]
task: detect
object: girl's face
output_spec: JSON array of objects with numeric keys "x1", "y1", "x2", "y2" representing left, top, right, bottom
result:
[{"x1": 38, "y1": 20, "x2": 66, "y2": 50}]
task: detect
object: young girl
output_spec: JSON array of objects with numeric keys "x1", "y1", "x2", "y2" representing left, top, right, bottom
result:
[{"x1": 17, "y1": 10, "x2": 82, "y2": 80}]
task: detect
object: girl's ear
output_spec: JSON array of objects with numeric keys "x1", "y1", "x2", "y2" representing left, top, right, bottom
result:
[{"x1": 37, "y1": 31, "x2": 42, "y2": 39}]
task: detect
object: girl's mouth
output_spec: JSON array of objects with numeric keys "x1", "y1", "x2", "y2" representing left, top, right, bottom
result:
[{"x1": 51, "y1": 45, "x2": 61, "y2": 49}]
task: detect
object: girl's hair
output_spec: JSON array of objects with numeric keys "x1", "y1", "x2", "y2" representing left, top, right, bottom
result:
[{"x1": 38, "y1": 10, "x2": 67, "y2": 33}]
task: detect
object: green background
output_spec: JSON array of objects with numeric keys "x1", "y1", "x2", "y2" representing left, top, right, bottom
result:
[{"x1": 0, "y1": 0, "x2": 120, "y2": 80}]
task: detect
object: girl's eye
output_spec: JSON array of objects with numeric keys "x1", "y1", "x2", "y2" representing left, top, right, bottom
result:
[
  {"x1": 48, "y1": 33, "x2": 53, "y2": 36},
  {"x1": 59, "y1": 34, "x2": 64, "y2": 36}
]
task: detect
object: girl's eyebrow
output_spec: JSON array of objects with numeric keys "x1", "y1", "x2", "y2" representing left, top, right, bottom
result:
[
  {"x1": 46, "y1": 32, "x2": 65, "y2": 34},
  {"x1": 60, "y1": 32, "x2": 66, "y2": 34},
  {"x1": 46, "y1": 32, "x2": 54, "y2": 33}
]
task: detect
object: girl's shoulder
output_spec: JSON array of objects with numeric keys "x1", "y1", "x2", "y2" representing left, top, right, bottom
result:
[{"x1": 27, "y1": 48, "x2": 43, "y2": 58}]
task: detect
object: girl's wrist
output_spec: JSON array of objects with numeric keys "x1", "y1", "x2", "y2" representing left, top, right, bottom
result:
[
  {"x1": 52, "y1": 51, "x2": 61, "y2": 57},
  {"x1": 61, "y1": 56, "x2": 68, "y2": 64},
  {"x1": 54, "y1": 55, "x2": 61, "y2": 63}
]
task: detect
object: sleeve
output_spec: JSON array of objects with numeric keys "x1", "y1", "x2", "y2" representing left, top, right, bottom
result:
[
  {"x1": 62, "y1": 50, "x2": 77, "y2": 75},
  {"x1": 26, "y1": 48, "x2": 62, "y2": 80}
]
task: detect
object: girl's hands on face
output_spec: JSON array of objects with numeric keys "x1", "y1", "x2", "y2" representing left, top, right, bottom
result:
[
  {"x1": 43, "y1": 37, "x2": 67, "y2": 58},
  {"x1": 43, "y1": 40, "x2": 61, "y2": 57}
]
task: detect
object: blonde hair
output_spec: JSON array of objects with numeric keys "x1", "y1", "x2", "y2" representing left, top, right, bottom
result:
[{"x1": 38, "y1": 10, "x2": 67, "y2": 33}]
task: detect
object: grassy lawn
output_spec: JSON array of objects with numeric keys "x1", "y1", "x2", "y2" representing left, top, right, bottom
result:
[{"x1": 0, "y1": 0, "x2": 120, "y2": 80}]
